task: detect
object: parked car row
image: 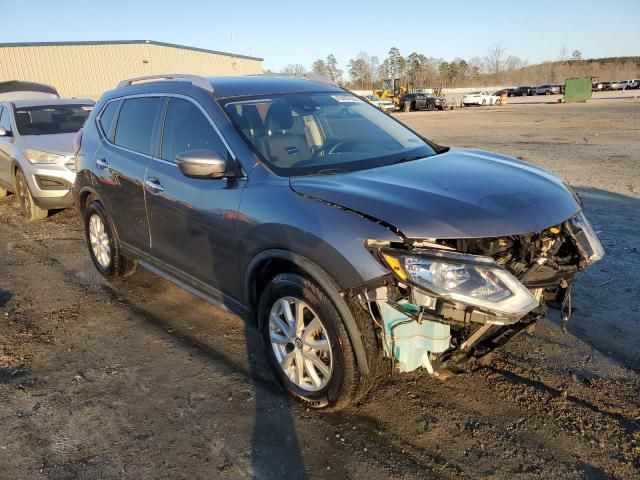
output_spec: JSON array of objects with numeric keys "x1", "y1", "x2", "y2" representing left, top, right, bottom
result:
[
  {"x1": 0, "y1": 74, "x2": 604, "y2": 411},
  {"x1": 598, "y1": 79, "x2": 639, "y2": 91},
  {"x1": 492, "y1": 85, "x2": 563, "y2": 97}
]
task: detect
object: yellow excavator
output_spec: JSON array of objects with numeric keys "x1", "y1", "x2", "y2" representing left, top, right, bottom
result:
[
  {"x1": 374, "y1": 79, "x2": 446, "y2": 108},
  {"x1": 374, "y1": 79, "x2": 410, "y2": 107}
]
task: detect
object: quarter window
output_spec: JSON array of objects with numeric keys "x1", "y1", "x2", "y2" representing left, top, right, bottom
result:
[
  {"x1": 0, "y1": 107, "x2": 11, "y2": 131},
  {"x1": 98, "y1": 100, "x2": 120, "y2": 139},
  {"x1": 114, "y1": 97, "x2": 163, "y2": 155},
  {"x1": 161, "y1": 98, "x2": 227, "y2": 162}
]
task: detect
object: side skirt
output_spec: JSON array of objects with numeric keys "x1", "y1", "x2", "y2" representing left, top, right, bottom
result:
[{"x1": 121, "y1": 242, "x2": 249, "y2": 320}]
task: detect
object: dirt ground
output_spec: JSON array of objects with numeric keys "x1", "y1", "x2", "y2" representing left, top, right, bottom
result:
[{"x1": 1, "y1": 101, "x2": 638, "y2": 480}]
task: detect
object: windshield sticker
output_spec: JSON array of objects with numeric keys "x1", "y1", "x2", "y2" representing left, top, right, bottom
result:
[
  {"x1": 331, "y1": 95, "x2": 363, "y2": 103},
  {"x1": 82, "y1": 106, "x2": 93, "y2": 111}
]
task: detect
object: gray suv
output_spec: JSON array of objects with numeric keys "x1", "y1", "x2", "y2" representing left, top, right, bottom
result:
[
  {"x1": 74, "y1": 74, "x2": 603, "y2": 410},
  {"x1": 0, "y1": 98, "x2": 93, "y2": 220}
]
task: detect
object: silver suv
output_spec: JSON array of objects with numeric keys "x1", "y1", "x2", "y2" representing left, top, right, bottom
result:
[
  {"x1": 0, "y1": 98, "x2": 93, "y2": 220},
  {"x1": 533, "y1": 85, "x2": 560, "y2": 95}
]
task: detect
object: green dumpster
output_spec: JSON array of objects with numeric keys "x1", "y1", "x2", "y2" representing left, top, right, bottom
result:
[{"x1": 565, "y1": 77, "x2": 593, "y2": 103}]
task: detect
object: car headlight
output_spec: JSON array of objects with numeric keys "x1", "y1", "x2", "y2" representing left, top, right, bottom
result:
[
  {"x1": 25, "y1": 149, "x2": 64, "y2": 164},
  {"x1": 567, "y1": 212, "x2": 604, "y2": 264},
  {"x1": 380, "y1": 249, "x2": 539, "y2": 318}
]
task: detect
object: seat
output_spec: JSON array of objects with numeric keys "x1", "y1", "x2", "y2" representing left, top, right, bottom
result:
[{"x1": 264, "y1": 103, "x2": 312, "y2": 167}]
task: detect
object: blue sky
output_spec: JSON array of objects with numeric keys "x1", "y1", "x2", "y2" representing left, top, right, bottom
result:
[{"x1": 3, "y1": 0, "x2": 638, "y2": 72}]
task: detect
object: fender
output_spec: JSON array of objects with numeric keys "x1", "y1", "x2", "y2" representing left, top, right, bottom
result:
[{"x1": 245, "y1": 249, "x2": 371, "y2": 374}]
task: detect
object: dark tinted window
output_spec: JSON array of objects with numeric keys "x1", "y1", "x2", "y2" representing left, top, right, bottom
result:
[
  {"x1": 13, "y1": 104, "x2": 92, "y2": 135},
  {"x1": 98, "y1": 100, "x2": 119, "y2": 139},
  {"x1": 161, "y1": 98, "x2": 227, "y2": 162},
  {"x1": 114, "y1": 97, "x2": 163, "y2": 155},
  {"x1": 0, "y1": 107, "x2": 10, "y2": 131}
]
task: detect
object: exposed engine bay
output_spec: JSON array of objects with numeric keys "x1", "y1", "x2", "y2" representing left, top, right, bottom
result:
[{"x1": 358, "y1": 211, "x2": 604, "y2": 375}]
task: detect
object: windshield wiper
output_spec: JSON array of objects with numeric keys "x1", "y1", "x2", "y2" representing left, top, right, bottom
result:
[
  {"x1": 393, "y1": 154, "x2": 428, "y2": 165},
  {"x1": 311, "y1": 168, "x2": 350, "y2": 176}
]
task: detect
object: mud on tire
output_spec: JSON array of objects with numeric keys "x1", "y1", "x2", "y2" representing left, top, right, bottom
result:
[
  {"x1": 83, "y1": 200, "x2": 136, "y2": 280},
  {"x1": 258, "y1": 272, "x2": 382, "y2": 411}
]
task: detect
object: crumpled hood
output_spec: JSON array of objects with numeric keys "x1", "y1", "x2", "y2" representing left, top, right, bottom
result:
[
  {"x1": 21, "y1": 133, "x2": 76, "y2": 156},
  {"x1": 290, "y1": 148, "x2": 581, "y2": 239}
]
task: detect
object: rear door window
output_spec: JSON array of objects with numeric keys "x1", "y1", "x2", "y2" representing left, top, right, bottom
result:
[
  {"x1": 114, "y1": 97, "x2": 163, "y2": 155},
  {"x1": 160, "y1": 97, "x2": 228, "y2": 162}
]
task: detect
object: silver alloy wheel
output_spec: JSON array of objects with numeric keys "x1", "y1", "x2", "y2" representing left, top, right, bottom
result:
[
  {"x1": 268, "y1": 297, "x2": 333, "y2": 392},
  {"x1": 15, "y1": 173, "x2": 30, "y2": 215},
  {"x1": 89, "y1": 214, "x2": 111, "y2": 268}
]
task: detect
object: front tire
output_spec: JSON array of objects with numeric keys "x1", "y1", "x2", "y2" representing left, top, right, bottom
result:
[
  {"x1": 14, "y1": 169, "x2": 48, "y2": 221},
  {"x1": 83, "y1": 200, "x2": 136, "y2": 280},
  {"x1": 258, "y1": 273, "x2": 377, "y2": 410}
]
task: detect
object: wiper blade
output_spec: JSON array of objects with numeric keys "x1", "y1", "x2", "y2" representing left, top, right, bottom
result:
[
  {"x1": 393, "y1": 155, "x2": 427, "y2": 165},
  {"x1": 312, "y1": 168, "x2": 349, "y2": 176}
]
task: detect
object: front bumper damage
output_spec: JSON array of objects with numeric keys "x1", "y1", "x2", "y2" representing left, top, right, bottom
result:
[{"x1": 355, "y1": 211, "x2": 604, "y2": 375}]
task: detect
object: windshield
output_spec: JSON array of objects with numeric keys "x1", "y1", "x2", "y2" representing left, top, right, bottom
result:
[
  {"x1": 224, "y1": 92, "x2": 436, "y2": 176},
  {"x1": 14, "y1": 104, "x2": 91, "y2": 135}
]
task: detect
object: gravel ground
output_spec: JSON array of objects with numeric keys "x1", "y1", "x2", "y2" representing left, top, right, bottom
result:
[{"x1": 0, "y1": 100, "x2": 638, "y2": 479}]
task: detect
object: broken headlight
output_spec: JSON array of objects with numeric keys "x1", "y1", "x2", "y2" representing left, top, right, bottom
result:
[
  {"x1": 567, "y1": 211, "x2": 604, "y2": 265},
  {"x1": 381, "y1": 249, "x2": 539, "y2": 319}
]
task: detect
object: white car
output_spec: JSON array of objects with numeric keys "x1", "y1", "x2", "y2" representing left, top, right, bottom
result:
[
  {"x1": 363, "y1": 94, "x2": 396, "y2": 112},
  {"x1": 609, "y1": 81, "x2": 623, "y2": 91},
  {"x1": 619, "y1": 79, "x2": 639, "y2": 90},
  {"x1": 462, "y1": 91, "x2": 501, "y2": 106}
]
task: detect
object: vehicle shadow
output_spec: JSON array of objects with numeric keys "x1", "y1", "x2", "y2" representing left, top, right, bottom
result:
[
  {"x1": 550, "y1": 187, "x2": 640, "y2": 370},
  {"x1": 179, "y1": 183, "x2": 311, "y2": 479}
]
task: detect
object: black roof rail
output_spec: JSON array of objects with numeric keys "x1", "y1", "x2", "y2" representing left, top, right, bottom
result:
[{"x1": 116, "y1": 74, "x2": 214, "y2": 93}]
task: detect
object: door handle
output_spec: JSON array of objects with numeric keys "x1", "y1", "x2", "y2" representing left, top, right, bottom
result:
[
  {"x1": 145, "y1": 177, "x2": 164, "y2": 193},
  {"x1": 96, "y1": 158, "x2": 109, "y2": 170}
]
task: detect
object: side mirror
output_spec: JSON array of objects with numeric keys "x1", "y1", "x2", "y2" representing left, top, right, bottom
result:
[
  {"x1": 0, "y1": 127, "x2": 11, "y2": 137},
  {"x1": 176, "y1": 150, "x2": 227, "y2": 179}
]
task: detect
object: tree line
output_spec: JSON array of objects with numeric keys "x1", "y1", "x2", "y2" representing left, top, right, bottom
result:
[{"x1": 277, "y1": 44, "x2": 640, "y2": 90}]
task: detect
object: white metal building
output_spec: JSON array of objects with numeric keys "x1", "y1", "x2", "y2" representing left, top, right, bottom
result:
[{"x1": 0, "y1": 40, "x2": 263, "y2": 98}]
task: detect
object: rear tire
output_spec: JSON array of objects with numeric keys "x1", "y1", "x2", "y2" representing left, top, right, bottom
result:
[
  {"x1": 426, "y1": 102, "x2": 435, "y2": 111},
  {"x1": 258, "y1": 272, "x2": 381, "y2": 411},
  {"x1": 83, "y1": 200, "x2": 137, "y2": 280},
  {"x1": 14, "y1": 169, "x2": 48, "y2": 221}
]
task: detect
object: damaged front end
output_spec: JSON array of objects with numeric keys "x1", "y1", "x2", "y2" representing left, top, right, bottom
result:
[{"x1": 358, "y1": 211, "x2": 604, "y2": 375}]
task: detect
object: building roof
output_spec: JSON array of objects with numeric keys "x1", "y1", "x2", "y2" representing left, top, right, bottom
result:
[{"x1": 0, "y1": 40, "x2": 263, "y2": 62}]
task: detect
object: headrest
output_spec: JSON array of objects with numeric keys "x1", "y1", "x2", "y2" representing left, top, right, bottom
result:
[
  {"x1": 15, "y1": 111, "x2": 31, "y2": 129},
  {"x1": 265, "y1": 103, "x2": 293, "y2": 131},
  {"x1": 242, "y1": 104, "x2": 263, "y2": 131}
]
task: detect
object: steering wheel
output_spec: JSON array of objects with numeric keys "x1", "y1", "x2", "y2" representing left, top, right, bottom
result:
[{"x1": 327, "y1": 140, "x2": 356, "y2": 155}]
